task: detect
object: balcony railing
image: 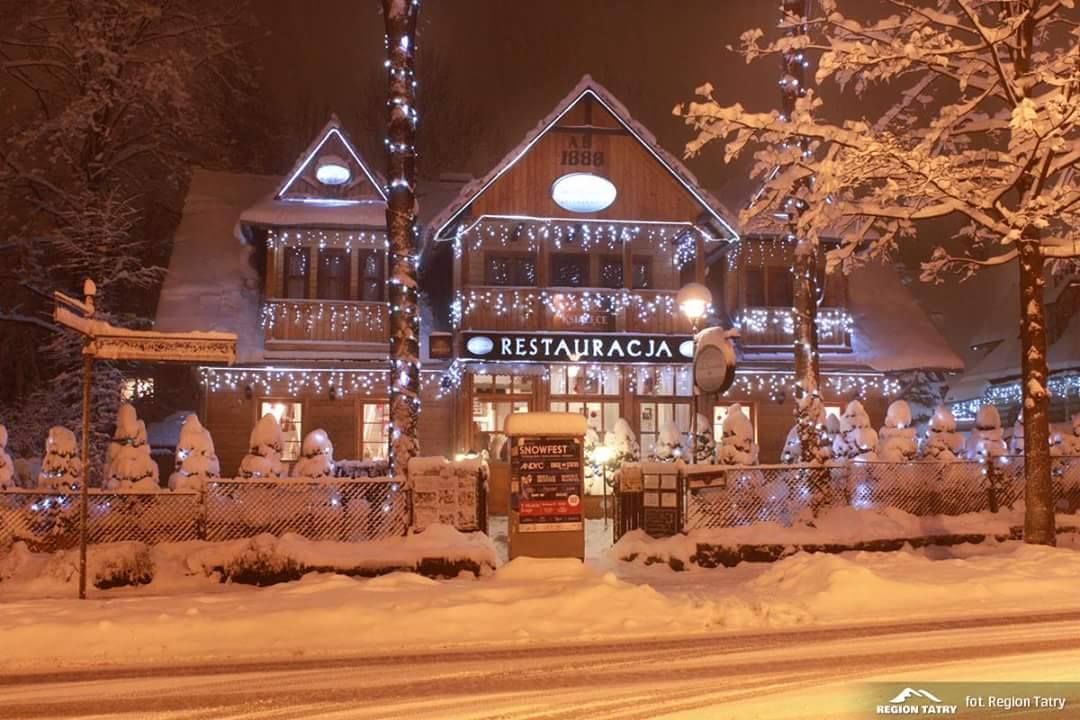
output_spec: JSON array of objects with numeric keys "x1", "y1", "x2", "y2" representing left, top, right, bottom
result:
[
  {"x1": 453, "y1": 286, "x2": 694, "y2": 335},
  {"x1": 261, "y1": 299, "x2": 389, "y2": 346},
  {"x1": 732, "y1": 307, "x2": 852, "y2": 350}
]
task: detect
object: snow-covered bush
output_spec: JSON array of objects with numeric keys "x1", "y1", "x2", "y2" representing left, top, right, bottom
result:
[
  {"x1": 691, "y1": 413, "x2": 717, "y2": 464},
  {"x1": 920, "y1": 406, "x2": 965, "y2": 461},
  {"x1": 651, "y1": 421, "x2": 684, "y2": 462},
  {"x1": 1009, "y1": 418, "x2": 1025, "y2": 455},
  {"x1": 781, "y1": 409, "x2": 833, "y2": 464},
  {"x1": 877, "y1": 400, "x2": 917, "y2": 462},
  {"x1": 294, "y1": 429, "x2": 336, "y2": 479},
  {"x1": 831, "y1": 401, "x2": 878, "y2": 462},
  {"x1": 609, "y1": 418, "x2": 640, "y2": 465},
  {"x1": 717, "y1": 404, "x2": 759, "y2": 465},
  {"x1": 37, "y1": 426, "x2": 82, "y2": 490},
  {"x1": 238, "y1": 414, "x2": 286, "y2": 479},
  {"x1": 0, "y1": 424, "x2": 14, "y2": 490},
  {"x1": 168, "y1": 415, "x2": 221, "y2": 491},
  {"x1": 965, "y1": 405, "x2": 1007, "y2": 461},
  {"x1": 583, "y1": 427, "x2": 602, "y2": 493},
  {"x1": 103, "y1": 403, "x2": 159, "y2": 491},
  {"x1": 1051, "y1": 414, "x2": 1080, "y2": 456}
]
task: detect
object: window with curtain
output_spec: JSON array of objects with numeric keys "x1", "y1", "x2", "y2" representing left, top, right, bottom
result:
[
  {"x1": 317, "y1": 249, "x2": 350, "y2": 300},
  {"x1": 360, "y1": 402, "x2": 390, "y2": 460},
  {"x1": 284, "y1": 248, "x2": 310, "y2": 299}
]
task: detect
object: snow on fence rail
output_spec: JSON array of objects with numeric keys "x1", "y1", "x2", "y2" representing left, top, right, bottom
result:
[
  {"x1": 642, "y1": 456, "x2": 1080, "y2": 533},
  {"x1": 2, "y1": 478, "x2": 428, "y2": 553}
]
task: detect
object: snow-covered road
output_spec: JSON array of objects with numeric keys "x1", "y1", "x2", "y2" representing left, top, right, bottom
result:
[{"x1": 5, "y1": 609, "x2": 1080, "y2": 719}]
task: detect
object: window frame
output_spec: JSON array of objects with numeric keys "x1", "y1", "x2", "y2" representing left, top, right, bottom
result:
[
  {"x1": 258, "y1": 398, "x2": 304, "y2": 463},
  {"x1": 283, "y1": 247, "x2": 311, "y2": 299},
  {"x1": 484, "y1": 251, "x2": 537, "y2": 287},
  {"x1": 549, "y1": 252, "x2": 590, "y2": 288},
  {"x1": 317, "y1": 247, "x2": 351, "y2": 301}
]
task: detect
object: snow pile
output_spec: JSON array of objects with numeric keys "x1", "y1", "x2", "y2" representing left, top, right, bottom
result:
[
  {"x1": 831, "y1": 401, "x2": 878, "y2": 462},
  {"x1": 409, "y1": 455, "x2": 487, "y2": 531},
  {"x1": 716, "y1": 404, "x2": 759, "y2": 465},
  {"x1": 103, "y1": 403, "x2": 160, "y2": 492},
  {"x1": 651, "y1": 421, "x2": 684, "y2": 462},
  {"x1": 168, "y1": 415, "x2": 221, "y2": 491},
  {"x1": 1051, "y1": 414, "x2": 1080, "y2": 455},
  {"x1": 238, "y1": 414, "x2": 286, "y2": 479},
  {"x1": 36, "y1": 426, "x2": 82, "y2": 490},
  {"x1": 691, "y1": 412, "x2": 716, "y2": 464},
  {"x1": 877, "y1": 400, "x2": 917, "y2": 462},
  {"x1": 293, "y1": 429, "x2": 335, "y2": 479},
  {"x1": 920, "y1": 405, "x2": 965, "y2": 461},
  {"x1": 3, "y1": 541, "x2": 156, "y2": 590},
  {"x1": 0, "y1": 424, "x2": 13, "y2": 490},
  {"x1": 965, "y1": 404, "x2": 1008, "y2": 461}
]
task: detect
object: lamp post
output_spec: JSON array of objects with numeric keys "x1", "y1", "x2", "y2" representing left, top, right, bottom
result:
[
  {"x1": 592, "y1": 444, "x2": 614, "y2": 527},
  {"x1": 677, "y1": 282, "x2": 713, "y2": 463}
]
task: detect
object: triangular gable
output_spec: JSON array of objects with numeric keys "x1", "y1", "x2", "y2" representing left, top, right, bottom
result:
[
  {"x1": 430, "y1": 75, "x2": 739, "y2": 242},
  {"x1": 276, "y1": 115, "x2": 387, "y2": 204}
]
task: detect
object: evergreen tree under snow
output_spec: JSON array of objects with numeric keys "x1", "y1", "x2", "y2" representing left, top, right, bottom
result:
[
  {"x1": 831, "y1": 401, "x2": 878, "y2": 462},
  {"x1": 651, "y1": 421, "x2": 685, "y2": 463},
  {"x1": 168, "y1": 415, "x2": 221, "y2": 491},
  {"x1": 877, "y1": 400, "x2": 918, "y2": 462},
  {"x1": 692, "y1": 413, "x2": 717, "y2": 464},
  {"x1": 717, "y1": 404, "x2": 759, "y2": 465},
  {"x1": 37, "y1": 427, "x2": 82, "y2": 490},
  {"x1": 238, "y1": 414, "x2": 287, "y2": 479},
  {"x1": 965, "y1": 405, "x2": 1008, "y2": 461},
  {"x1": 103, "y1": 403, "x2": 159, "y2": 491},
  {"x1": 920, "y1": 406, "x2": 965, "y2": 462},
  {"x1": 0, "y1": 425, "x2": 14, "y2": 490},
  {"x1": 294, "y1": 429, "x2": 336, "y2": 480}
]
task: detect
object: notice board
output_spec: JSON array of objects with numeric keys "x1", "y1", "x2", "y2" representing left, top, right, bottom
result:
[{"x1": 511, "y1": 435, "x2": 584, "y2": 533}]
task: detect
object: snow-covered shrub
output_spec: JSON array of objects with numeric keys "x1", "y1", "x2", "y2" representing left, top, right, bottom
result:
[
  {"x1": 609, "y1": 418, "x2": 640, "y2": 465},
  {"x1": 781, "y1": 409, "x2": 832, "y2": 464},
  {"x1": 46, "y1": 541, "x2": 154, "y2": 589},
  {"x1": 651, "y1": 421, "x2": 684, "y2": 462},
  {"x1": 1009, "y1": 418, "x2": 1025, "y2": 455},
  {"x1": 168, "y1": 415, "x2": 221, "y2": 491},
  {"x1": 717, "y1": 404, "x2": 759, "y2": 465},
  {"x1": 103, "y1": 403, "x2": 159, "y2": 491},
  {"x1": 583, "y1": 427, "x2": 602, "y2": 494},
  {"x1": 238, "y1": 414, "x2": 286, "y2": 479},
  {"x1": 920, "y1": 406, "x2": 965, "y2": 461},
  {"x1": 877, "y1": 400, "x2": 917, "y2": 462},
  {"x1": 37, "y1": 426, "x2": 82, "y2": 490},
  {"x1": 0, "y1": 424, "x2": 14, "y2": 490},
  {"x1": 294, "y1": 429, "x2": 336, "y2": 479},
  {"x1": 965, "y1": 405, "x2": 1007, "y2": 461},
  {"x1": 692, "y1": 413, "x2": 717, "y2": 464},
  {"x1": 1051, "y1": 414, "x2": 1080, "y2": 456},
  {"x1": 831, "y1": 401, "x2": 879, "y2": 462}
]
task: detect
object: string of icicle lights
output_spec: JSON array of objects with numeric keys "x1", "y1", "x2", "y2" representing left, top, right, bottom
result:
[
  {"x1": 733, "y1": 307, "x2": 854, "y2": 336},
  {"x1": 951, "y1": 373, "x2": 1080, "y2": 423},
  {"x1": 451, "y1": 288, "x2": 704, "y2": 329},
  {"x1": 260, "y1": 301, "x2": 387, "y2": 336},
  {"x1": 452, "y1": 218, "x2": 716, "y2": 257},
  {"x1": 199, "y1": 367, "x2": 445, "y2": 397},
  {"x1": 266, "y1": 229, "x2": 388, "y2": 251}
]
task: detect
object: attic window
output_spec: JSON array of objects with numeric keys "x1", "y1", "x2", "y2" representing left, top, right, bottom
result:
[
  {"x1": 315, "y1": 155, "x2": 351, "y2": 186},
  {"x1": 551, "y1": 173, "x2": 617, "y2": 213}
]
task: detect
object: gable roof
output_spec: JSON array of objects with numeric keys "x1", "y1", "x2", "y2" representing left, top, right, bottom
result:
[
  {"x1": 238, "y1": 115, "x2": 388, "y2": 231},
  {"x1": 427, "y1": 75, "x2": 739, "y2": 246}
]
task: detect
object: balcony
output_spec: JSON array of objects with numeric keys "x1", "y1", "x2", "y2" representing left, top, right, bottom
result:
[
  {"x1": 261, "y1": 299, "x2": 389, "y2": 352},
  {"x1": 732, "y1": 307, "x2": 852, "y2": 351},
  {"x1": 453, "y1": 286, "x2": 694, "y2": 335}
]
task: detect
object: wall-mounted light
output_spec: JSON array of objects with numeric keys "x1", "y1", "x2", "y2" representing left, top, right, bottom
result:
[
  {"x1": 550, "y1": 173, "x2": 617, "y2": 213},
  {"x1": 316, "y1": 155, "x2": 351, "y2": 186}
]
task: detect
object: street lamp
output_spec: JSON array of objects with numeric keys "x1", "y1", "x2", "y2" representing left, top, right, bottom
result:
[
  {"x1": 678, "y1": 283, "x2": 713, "y2": 462},
  {"x1": 592, "y1": 444, "x2": 615, "y2": 527}
]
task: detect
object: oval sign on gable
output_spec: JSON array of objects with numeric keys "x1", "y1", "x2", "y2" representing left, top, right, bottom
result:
[{"x1": 550, "y1": 173, "x2": 617, "y2": 213}]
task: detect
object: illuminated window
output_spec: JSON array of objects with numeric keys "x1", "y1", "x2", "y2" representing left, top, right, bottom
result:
[
  {"x1": 260, "y1": 400, "x2": 302, "y2": 461},
  {"x1": 361, "y1": 403, "x2": 389, "y2": 460},
  {"x1": 824, "y1": 404, "x2": 843, "y2": 424},
  {"x1": 638, "y1": 402, "x2": 690, "y2": 458},
  {"x1": 550, "y1": 400, "x2": 619, "y2": 436},
  {"x1": 550, "y1": 366, "x2": 619, "y2": 396},
  {"x1": 120, "y1": 377, "x2": 154, "y2": 401}
]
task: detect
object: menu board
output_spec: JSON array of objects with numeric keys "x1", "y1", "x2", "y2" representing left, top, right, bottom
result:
[
  {"x1": 642, "y1": 469, "x2": 681, "y2": 538},
  {"x1": 511, "y1": 435, "x2": 583, "y2": 533}
]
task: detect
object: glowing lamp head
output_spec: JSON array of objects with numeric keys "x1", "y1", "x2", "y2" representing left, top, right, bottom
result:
[
  {"x1": 677, "y1": 282, "x2": 713, "y2": 323},
  {"x1": 592, "y1": 445, "x2": 614, "y2": 465},
  {"x1": 315, "y1": 156, "x2": 351, "y2": 186},
  {"x1": 550, "y1": 173, "x2": 617, "y2": 213}
]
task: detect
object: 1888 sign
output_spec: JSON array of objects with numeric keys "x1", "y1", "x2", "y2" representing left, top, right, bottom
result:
[{"x1": 561, "y1": 135, "x2": 604, "y2": 167}]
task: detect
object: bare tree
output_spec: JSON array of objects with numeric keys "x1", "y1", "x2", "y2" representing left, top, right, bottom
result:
[{"x1": 677, "y1": 0, "x2": 1079, "y2": 544}]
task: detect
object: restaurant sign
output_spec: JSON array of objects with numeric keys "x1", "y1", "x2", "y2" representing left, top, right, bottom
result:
[{"x1": 463, "y1": 332, "x2": 693, "y2": 364}]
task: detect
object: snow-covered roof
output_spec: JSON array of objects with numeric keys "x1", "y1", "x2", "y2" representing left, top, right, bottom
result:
[
  {"x1": 426, "y1": 75, "x2": 739, "y2": 248},
  {"x1": 156, "y1": 169, "x2": 275, "y2": 363},
  {"x1": 845, "y1": 260, "x2": 964, "y2": 373},
  {"x1": 239, "y1": 115, "x2": 387, "y2": 232}
]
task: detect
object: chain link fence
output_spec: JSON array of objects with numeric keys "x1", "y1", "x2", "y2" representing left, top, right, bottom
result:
[
  {"x1": 1, "y1": 473, "x2": 487, "y2": 553},
  {"x1": 678, "y1": 456, "x2": 1080, "y2": 531}
]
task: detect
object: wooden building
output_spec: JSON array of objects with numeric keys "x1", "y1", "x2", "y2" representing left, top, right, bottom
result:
[{"x1": 155, "y1": 78, "x2": 961, "y2": 480}]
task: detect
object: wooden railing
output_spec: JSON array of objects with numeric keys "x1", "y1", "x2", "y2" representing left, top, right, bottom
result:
[
  {"x1": 262, "y1": 299, "x2": 389, "y2": 346},
  {"x1": 455, "y1": 286, "x2": 693, "y2": 335},
  {"x1": 733, "y1": 306, "x2": 852, "y2": 350}
]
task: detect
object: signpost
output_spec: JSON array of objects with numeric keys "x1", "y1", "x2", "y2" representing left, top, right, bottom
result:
[
  {"x1": 53, "y1": 279, "x2": 236, "y2": 598},
  {"x1": 505, "y1": 412, "x2": 586, "y2": 560}
]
